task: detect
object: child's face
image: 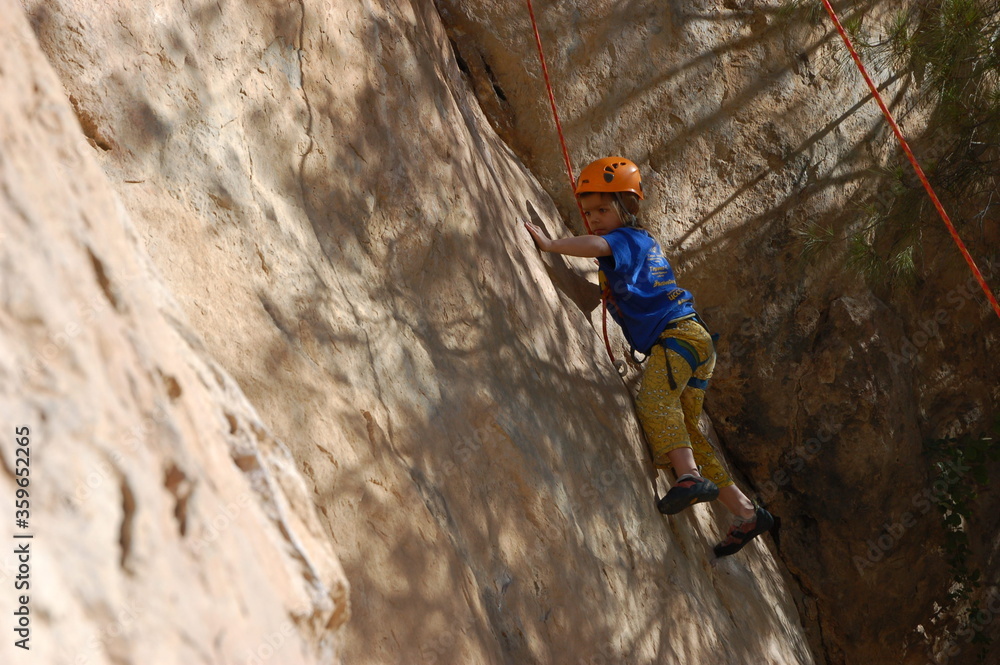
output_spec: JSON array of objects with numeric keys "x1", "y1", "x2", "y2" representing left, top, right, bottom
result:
[{"x1": 579, "y1": 193, "x2": 624, "y2": 236}]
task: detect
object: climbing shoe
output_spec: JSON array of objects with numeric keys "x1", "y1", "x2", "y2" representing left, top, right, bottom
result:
[
  {"x1": 713, "y1": 506, "x2": 775, "y2": 558},
  {"x1": 657, "y1": 474, "x2": 719, "y2": 515}
]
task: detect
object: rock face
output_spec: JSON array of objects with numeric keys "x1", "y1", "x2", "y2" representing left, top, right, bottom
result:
[
  {"x1": 8, "y1": 0, "x2": 996, "y2": 664},
  {"x1": 436, "y1": 1, "x2": 1000, "y2": 664},
  {"x1": 5, "y1": 0, "x2": 821, "y2": 663},
  {"x1": 0, "y1": 2, "x2": 348, "y2": 664}
]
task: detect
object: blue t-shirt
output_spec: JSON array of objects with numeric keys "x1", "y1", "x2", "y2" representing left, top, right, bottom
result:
[{"x1": 597, "y1": 227, "x2": 697, "y2": 354}]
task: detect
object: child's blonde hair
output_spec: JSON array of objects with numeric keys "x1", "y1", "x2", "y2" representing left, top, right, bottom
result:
[
  {"x1": 579, "y1": 190, "x2": 643, "y2": 228},
  {"x1": 613, "y1": 192, "x2": 642, "y2": 228}
]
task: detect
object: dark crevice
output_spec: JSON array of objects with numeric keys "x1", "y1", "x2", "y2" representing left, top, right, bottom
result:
[
  {"x1": 259, "y1": 294, "x2": 296, "y2": 340},
  {"x1": 164, "y1": 463, "x2": 192, "y2": 537},
  {"x1": 448, "y1": 37, "x2": 471, "y2": 77},
  {"x1": 119, "y1": 477, "x2": 136, "y2": 571},
  {"x1": 68, "y1": 94, "x2": 113, "y2": 151},
  {"x1": 481, "y1": 57, "x2": 508, "y2": 102},
  {"x1": 294, "y1": 0, "x2": 316, "y2": 216},
  {"x1": 224, "y1": 411, "x2": 239, "y2": 435},
  {"x1": 159, "y1": 370, "x2": 183, "y2": 401},
  {"x1": 232, "y1": 453, "x2": 261, "y2": 472},
  {"x1": 87, "y1": 247, "x2": 121, "y2": 311}
]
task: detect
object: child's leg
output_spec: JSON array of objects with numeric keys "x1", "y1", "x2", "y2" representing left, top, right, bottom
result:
[
  {"x1": 681, "y1": 357, "x2": 755, "y2": 519},
  {"x1": 718, "y1": 485, "x2": 755, "y2": 520},
  {"x1": 679, "y1": 384, "x2": 732, "y2": 488},
  {"x1": 636, "y1": 344, "x2": 721, "y2": 514},
  {"x1": 635, "y1": 345, "x2": 695, "y2": 469},
  {"x1": 664, "y1": 447, "x2": 699, "y2": 478}
]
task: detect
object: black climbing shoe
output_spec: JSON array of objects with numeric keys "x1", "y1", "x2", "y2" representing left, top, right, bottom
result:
[
  {"x1": 657, "y1": 474, "x2": 719, "y2": 515},
  {"x1": 713, "y1": 506, "x2": 775, "y2": 557}
]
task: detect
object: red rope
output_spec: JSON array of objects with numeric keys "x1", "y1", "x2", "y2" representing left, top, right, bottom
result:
[
  {"x1": 821, "y1": 0, "x2": 1000, "y2": 322},
  {"x1": 525, "y1": 0, "x2": 591, "y2": 234},
  {"x1": 525, "y1": 0, "x2": 617, "y2": 361}
]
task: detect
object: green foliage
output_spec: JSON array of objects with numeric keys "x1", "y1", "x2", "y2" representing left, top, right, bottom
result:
[
  {"x1": 841, "y1": 188, "x2": 922, "y2": 288},
  {"x1": 777, "y1": 0, "x2": 825, "y2": 24},
  {"x1": 818, "y1": 1, "x2": 1000, "y2": 289},
  {"x1": 794, "y1": 221, "x2": 837, "y2": 263},
  {"x1": 922, "y1": 415, "x2": 1000, "y2": 653},
  {"x1": 863, "y1": 10, "x2": 914, "y2": 72}
]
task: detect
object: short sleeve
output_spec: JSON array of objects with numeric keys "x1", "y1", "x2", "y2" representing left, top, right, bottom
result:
[{"x1": 603, "y1": 229, "x2": 643, "y2": 274}]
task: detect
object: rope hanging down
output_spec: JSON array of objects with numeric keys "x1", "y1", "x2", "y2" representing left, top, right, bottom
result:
[
  {"x1": 525, "y1": 0, "x2": 617, "y2": 361},
  {"x1": 821, "y1": 0, "x2": 1000, "y2": 322},
  {"x1": 525, "y1": 0, "x2": 590, "y2": 234}
]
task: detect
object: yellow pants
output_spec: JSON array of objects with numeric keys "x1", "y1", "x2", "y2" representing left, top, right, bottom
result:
[{"x1": 634, "y1": 318, "x2": 733, "y2": 488}]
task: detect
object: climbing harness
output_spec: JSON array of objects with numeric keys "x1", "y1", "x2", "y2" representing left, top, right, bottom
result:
[
  {"x1": 821, "y1": 0, "x2": 1000, "y2": 322},
  {"x1": 525, "y1": 0, "x2": 617, "y2": 362},
  {"x1": 655, "y1": 315, "x2": 718, "y2": 391}
]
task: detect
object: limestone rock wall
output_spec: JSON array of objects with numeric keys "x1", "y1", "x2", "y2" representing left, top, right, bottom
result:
[
  {"x1": 6, "y1": 0, "x2": 824, "y2": 663},
  {"x1": 436, "y1": 1, "x2": 1000, "y2": 664},
  {"x1": 0, "y1": 1, "x2": 348, "y2": 663},
  {"x1": 15, "y1": 0, "x2": 994, "y2": 663}
]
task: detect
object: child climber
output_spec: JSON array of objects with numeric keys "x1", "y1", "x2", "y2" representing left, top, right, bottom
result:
[{"x1": 524, "y1": 157, "x2": 773, "y2": 557}]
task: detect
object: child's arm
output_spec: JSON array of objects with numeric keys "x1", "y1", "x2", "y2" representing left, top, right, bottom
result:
[{"x1": 523, "y1": 221, "x2": 612, "y2": 258}]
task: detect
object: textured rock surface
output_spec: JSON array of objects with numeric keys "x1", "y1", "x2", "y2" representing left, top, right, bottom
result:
[
  {"x1": 8, "y1": 0, "x2": 823, "y2": 663},
  {"x1": 437, "y1": 1, "x2": 1000, "y2": 664},
  {"x1": 0, "y1": 2, "x2": 348, "y2": 664},
  {"x1": 11, "y1": 0, "x2": 996, "y2": 663}
]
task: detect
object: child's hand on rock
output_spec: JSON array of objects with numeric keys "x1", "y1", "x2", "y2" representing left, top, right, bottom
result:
[{"x1": 523, "y1": 220, "x2": 552, "y2": 252}]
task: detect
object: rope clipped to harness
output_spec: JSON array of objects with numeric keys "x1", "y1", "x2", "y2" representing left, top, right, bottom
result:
[
  {"x1": 821, "y1": 0, "x2": 1000, "y2": 322},
  {"x1": 525, "y1": 0, "x2": 617, "y2": 363}
]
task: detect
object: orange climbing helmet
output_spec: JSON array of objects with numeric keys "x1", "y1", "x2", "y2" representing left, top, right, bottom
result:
[{"x1": 575, "y1": 156, "x2": 644, "y2": 199}]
